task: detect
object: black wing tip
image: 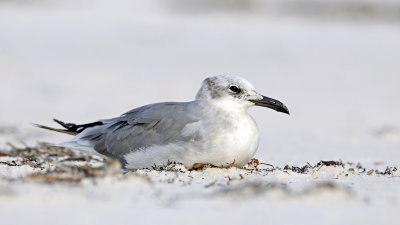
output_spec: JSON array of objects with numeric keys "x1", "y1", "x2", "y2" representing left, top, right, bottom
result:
[
  {"x1": 53, "y1": 118, "x2": 77, "y2": 130},
  {"x1": 53, "y1": 118, "x2": 104, "y2": 134}
]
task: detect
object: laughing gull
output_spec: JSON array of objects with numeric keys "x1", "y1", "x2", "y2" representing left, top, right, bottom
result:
[{"x1": 36, "y1": 75, "x2": 289, "y2": 169}]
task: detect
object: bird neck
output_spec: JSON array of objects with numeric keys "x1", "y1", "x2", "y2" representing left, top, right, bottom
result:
[{"x1": 195, "y1": 98, "x2": 249, "y2": 117}]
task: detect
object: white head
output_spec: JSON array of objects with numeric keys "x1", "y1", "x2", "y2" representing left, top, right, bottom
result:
[{"x1": 196, "y1": 75, "x2": 289, "y2": 114}]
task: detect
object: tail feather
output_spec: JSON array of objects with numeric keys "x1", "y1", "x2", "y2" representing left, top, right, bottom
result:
[{"x1": 33, "y1": 123, "x2": 77, "y2": 135}]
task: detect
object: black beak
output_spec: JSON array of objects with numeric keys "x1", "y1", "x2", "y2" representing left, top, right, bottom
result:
[{"x1": 250, "y1": 95, "x2": 290, "y2": 115}]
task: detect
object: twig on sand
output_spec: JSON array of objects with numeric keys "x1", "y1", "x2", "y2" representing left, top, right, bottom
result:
[
  {"x1": 28, "y1": 173, "x2": 81, "y2": 183},
  {"x1": 192, "y1": 160, "x2": 236, "y2": 170},
  {"x1": 259, "y1": 163, "x2": 274, "y2": 169}
]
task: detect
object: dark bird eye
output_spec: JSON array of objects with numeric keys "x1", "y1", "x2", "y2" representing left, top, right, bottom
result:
[{"x1": 229, "y1": 86, "x2": 241, "y2": 93}]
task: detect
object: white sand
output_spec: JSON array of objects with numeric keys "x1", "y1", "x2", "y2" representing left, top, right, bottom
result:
[{"x1": 0, "y1": 156, "x2": 399, "y2": 225}]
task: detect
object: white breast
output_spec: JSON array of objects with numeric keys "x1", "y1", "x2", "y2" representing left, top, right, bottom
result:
[{"x1": 214, "y1": 113, "x2": 259, "y2": 166}]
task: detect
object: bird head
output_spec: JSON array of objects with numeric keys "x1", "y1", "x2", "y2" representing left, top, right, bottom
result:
[{"x1": 196, "y1": 75, "x2": 289, "y2": 114}]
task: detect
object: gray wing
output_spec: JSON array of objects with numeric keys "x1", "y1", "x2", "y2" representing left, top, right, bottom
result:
[{"x1": 76, "y1": 102, "x2": 199, "y2": 159}]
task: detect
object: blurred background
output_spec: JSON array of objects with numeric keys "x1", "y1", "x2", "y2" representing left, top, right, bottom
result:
[{"x1": 1, "y1": 0, "x2": 399, "y2": 166}]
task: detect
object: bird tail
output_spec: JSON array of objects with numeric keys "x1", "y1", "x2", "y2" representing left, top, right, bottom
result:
[{"x1": 33, "y1": 119, "x2": 104, "y2": 135}]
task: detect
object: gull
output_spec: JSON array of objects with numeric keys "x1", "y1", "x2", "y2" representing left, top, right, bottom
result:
[{"x1": 36, "y1": 75, "x2": 289, "y2": 169}]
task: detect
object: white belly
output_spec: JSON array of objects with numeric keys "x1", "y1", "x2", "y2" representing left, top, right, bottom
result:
[{"x1": 124, "y1": 113, "x2": 260, "y2": 169}]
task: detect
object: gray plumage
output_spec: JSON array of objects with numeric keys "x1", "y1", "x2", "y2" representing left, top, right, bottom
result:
[{"x1": 79, "y1": 102, "x2": 198, "y2": 161}]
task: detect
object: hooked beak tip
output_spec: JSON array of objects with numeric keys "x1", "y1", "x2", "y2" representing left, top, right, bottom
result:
[{"x1": 282, "y1": 106, "x2": 290, "y2": 115}]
